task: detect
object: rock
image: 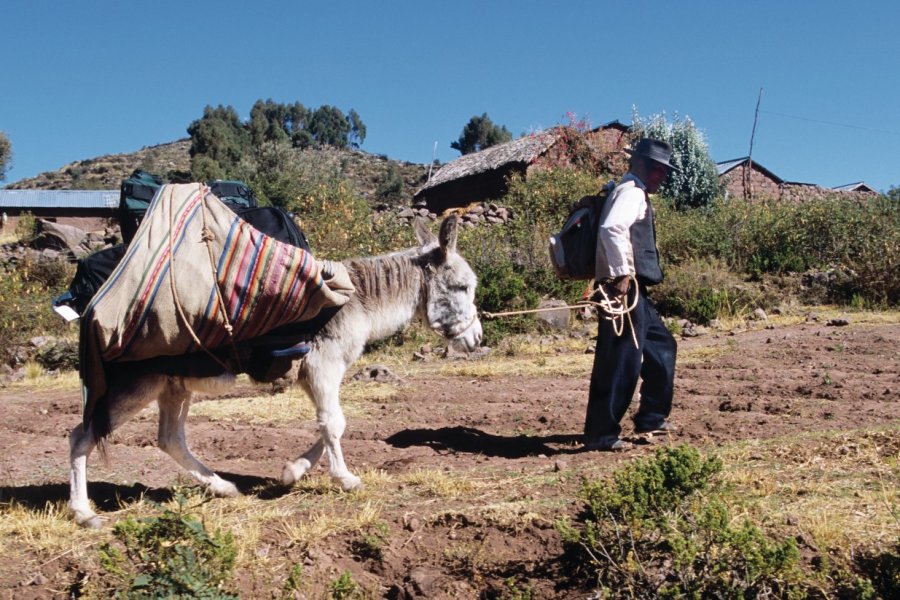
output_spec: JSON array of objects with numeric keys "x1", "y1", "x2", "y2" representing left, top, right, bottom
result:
[
  {"x1": 408, "y1": 566, "x2": 442, "y2": 596},
  {"x1": 403, "y1": 514, "x2": 423, "y2": 532},
  {"x1": 553, "y1": 460, "x2": 567, "y2": 472},
  {"x1": 826, "y1": 318, "x2": 850, "y2": 327},
  {"x1": 351, "y1": 364, "x2": 403, "y2": 383},
  {"x1": 751, "y1": 308, "x2": 768, "y2": 321},
  {"x1": 32, "y1": 220, "x2": 90, "y2": 258},
  {"x1": 534, "y1": 299, "x2": 570, "y2": 330}
]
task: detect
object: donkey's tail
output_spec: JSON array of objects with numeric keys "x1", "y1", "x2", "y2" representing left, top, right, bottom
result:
[{"x1": 85, "y1": 392, "x2": 112, "y2": 458}]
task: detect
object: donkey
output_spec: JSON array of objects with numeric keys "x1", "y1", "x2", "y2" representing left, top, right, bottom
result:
[{"x1": 69, "y1": 216, "x2": 482, "y2": 528}]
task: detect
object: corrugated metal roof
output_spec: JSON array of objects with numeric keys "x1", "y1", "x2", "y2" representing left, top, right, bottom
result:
[
  {"x1": 716, "y1": 157, "x2": 748, "y2": 176},
  {"x1": 0, "y1": 189, "x2": 119, "y2": 210},
  {"x1": 832, "y1": 182, "x2": 876, "y2": 192}
]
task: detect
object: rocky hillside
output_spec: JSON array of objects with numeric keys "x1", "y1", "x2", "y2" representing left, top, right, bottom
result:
[
  {"x1": 6, "y1": 140, "x2": 193, "y2": 191},
  {"x1": 6, "y1": 140, "x2": 431, "y2": 206}
]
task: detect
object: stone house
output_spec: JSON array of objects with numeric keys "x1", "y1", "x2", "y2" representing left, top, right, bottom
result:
[
  {"x1": 716, "y1": 157, "x2": 879, "y2": 202},
  {"x1": 414, "y1": 121, "x2": 631, "y2": 214}
]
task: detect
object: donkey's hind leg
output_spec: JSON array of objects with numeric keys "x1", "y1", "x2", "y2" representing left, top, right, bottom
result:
[
  {"x1": 69, "y1": 373, "x2": 165, "y2": 528},
  {"x1": 157, "y1": 377, "x2": 240, "y2": 498}
]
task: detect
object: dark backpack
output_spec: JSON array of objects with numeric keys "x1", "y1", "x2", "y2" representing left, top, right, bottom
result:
[
  {"x1": 119, "y1": 169, "x2": 163, "y2": 244},
  {"x1": 235, "y1": 206, "x2": 310, "y2": 252},
  {"x1": 548, "y1": 180, "x2": 616, "y2": 280},
  {"x1": 118, "y1": 172, "x2": 260, "y2": 244},
  {"x1": 208, "y1": 179, "x2": 259, "y2": 211}
]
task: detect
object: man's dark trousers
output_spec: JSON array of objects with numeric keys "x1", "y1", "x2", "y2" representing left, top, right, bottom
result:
[{"x1": 584, "y1": 289, "x2": 676, "y2": 445}]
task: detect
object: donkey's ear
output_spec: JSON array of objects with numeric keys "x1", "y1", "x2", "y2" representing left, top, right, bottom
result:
[
  {"x1": 414, "y1": 217, "x2": 436, "y2": 246},
  {"x1": 438, "y1": 215, "x2": 459, "y2": 256}
]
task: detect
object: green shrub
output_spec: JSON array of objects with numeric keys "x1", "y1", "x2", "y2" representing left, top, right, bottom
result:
[
  {"x1": 98, "y1": 491, "x2": 238, "y2": 599},
  {"x1": 328, "y1": 570, "x2": 363, "y2": 599},
  {"x1": 14, "y1": 211, "x2": 38, "y2": 244},
  {"x1": 279, "y1": 160, "x2": 413, "y2": 260},
  {"x1": 558, "y1": 445, "x2": 804, "y2": 598},
  {"x1": 459, "y1": 168, "x2": 602, "y2": 339},
  {"x1": 655, "y1": 194, "x2": 900, "y2": 306},
  {"x1": 0, "y1": 260, "x2": 72, "y2": 353},
  {"x1": 651, "y1": 257, "x2": 767, "y2": 324}
]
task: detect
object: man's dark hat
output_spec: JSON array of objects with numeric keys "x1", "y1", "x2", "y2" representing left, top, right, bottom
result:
[{"x1": 625, "y1": 138, "x2": 680, "y2": 172}]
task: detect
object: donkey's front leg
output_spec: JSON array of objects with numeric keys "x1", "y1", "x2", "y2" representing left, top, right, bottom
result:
[
  {"x1": 284, "y1": 359, "x2": 361, "y2": 490},
  {"x1": 157, "y1": 382, "x2": 240, "y2": 498},
  {"x1": 281, "y1": 437, "x2": 324, "y2": 486}
]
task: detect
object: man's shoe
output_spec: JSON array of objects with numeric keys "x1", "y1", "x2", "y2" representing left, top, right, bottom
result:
[
  {"x1": 634, "y1": 421, "x2": 677, "y2": 435},
  {"x1": 583, "y1": 439, "x2": 633, "y2": 452}
]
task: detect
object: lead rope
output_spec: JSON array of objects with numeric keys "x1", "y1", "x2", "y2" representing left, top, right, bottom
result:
[
  {"x1": 481, "y1": 274, "x2": 640, "y2": 349},
  {"x1": 166, "y1": 184, "x2": 242, "y2": 372}
]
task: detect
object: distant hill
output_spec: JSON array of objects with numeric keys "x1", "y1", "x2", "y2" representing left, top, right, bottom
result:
[{"x1": 6, "y1": 139, "x2": 431, "y2": 206}]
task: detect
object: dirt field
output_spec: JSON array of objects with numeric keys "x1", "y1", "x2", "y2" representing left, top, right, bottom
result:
[{"x1": 1, "y1": 311, "x2": 898, "y2": 598}]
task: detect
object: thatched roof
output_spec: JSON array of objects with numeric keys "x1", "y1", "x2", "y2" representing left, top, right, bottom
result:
[{"x1": 417, "y1": 131, "x2": 559, "y2": 194}]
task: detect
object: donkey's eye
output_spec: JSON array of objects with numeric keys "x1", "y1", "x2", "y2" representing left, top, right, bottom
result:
[{"x1": 450, "y1": 284, "x2": 469, "y2": 293}]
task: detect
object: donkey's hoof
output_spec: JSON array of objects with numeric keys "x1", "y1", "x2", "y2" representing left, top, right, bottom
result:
[
  {"x1": 209, "y1": 479, "x2": 241, "y2": 498},
  {"x1": 282, "y1": 459, "x2": 312, "y2": 486},
  {"x1": 77, "y1": 514, "x2": 103, "y2": 529},
  {"x1": 338, "y1": 474, "x2": 363, "y2": 491}
]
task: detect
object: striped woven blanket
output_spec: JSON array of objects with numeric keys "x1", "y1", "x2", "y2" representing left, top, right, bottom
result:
[{"x1": 80, "y1": 183, "x2": 354, "y2": 422}]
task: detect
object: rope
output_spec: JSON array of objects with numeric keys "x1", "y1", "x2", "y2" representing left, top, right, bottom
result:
[
  {"x1": 166, "y1": 184, "x2": 241, "y2": 373},
  {"x1": 481, "y1": 275, "x2": 640, "y2": 349}
]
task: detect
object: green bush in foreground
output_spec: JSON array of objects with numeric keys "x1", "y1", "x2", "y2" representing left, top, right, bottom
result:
[
  {"x1": 558, "y1": 445, "x2": 804, "y2": 598},
  {"x1": 98, "y1": 492, "x2": 238, "y2": 599}
]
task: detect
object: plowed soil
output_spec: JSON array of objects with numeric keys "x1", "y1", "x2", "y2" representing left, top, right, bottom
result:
[{"x1": 1, "y1": 316, "x2": 898, "y2": 598}]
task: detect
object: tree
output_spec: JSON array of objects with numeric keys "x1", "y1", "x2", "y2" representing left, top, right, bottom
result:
[
  {"x1": 887, "y1": 185, "x2": 900, "y2": 202},
  {"x1": 348, "y1": 109, "x2": 366, "y2": 148},
  {"x1": 451, "y1": 113, "x2": 512, "y2": 155},
  {"x1": 0, "y1": 131, "x2": 11, "y2": 182},
  {"x1": 632, "y1": 110, "x2": 720, "y2": 209},
  {"x1": 249, "y1": 99, "x2": 290, "y2": 147},
  {"x1": 187, "y1": 105, "x2": 250, "y2": 179},
  {"x1": 308, "y1": 105, "x2": 352, "y2": 148}
]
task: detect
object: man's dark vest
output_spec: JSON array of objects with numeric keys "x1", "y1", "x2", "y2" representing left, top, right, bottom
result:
[{"x1": 629, "y1": 196, "x2": 664, "y2": 285}]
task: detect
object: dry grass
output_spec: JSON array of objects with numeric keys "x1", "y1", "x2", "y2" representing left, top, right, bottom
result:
[
  {"x1": 718, "y1": 427, "x2": 899, "y2": 556},
  {"x1": 0, "y1": 501, "x2": 94, "y2": 557},
  {"x1": 7, "y1": 368, "x2": 81, "y2": 392}
]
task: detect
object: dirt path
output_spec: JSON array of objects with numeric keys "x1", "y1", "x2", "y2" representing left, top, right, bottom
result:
[{"x1": 0, "y1": 318, "x2": 897, "y2": 597}]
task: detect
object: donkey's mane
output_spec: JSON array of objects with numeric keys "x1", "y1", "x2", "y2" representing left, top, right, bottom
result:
[{"x1": 342, "y1": 250, "x2": 426, "y2": 310}]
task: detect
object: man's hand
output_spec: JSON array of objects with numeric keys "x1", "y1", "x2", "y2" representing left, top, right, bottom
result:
[{"x1": 610, "y1": 275, "x2": 631, "y2": 297}]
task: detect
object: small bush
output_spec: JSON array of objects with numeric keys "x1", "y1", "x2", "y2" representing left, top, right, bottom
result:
[
  {"x1": 97, "y1": 491, "x2": 238, "y2": 599},
  {"x1": 655, "y1": 194, "x2": 900, "y2": 306},
  {"x1": 559, "y1": 445, "x2": 804, "y2": 598},
  {"x1": 13, "y1": 211, "x2": 38, "y2": 244},
  {"x1": 651, "y1": 257, "x2": 767, "y2": 324},
  {"x1": 0, "y1": 263, "x2": 71, "y2": 354},
  {"x1": 328, "y1": 570, "x2": 363, "y2": 599}
]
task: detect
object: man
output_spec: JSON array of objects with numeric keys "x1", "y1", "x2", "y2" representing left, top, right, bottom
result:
[{"x1": 584, "y1": 138, "x2": 678, "y2": 451}]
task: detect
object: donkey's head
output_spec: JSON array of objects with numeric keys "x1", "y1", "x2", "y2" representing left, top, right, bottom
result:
[{"x1": 414, "y1": 216, "x2": 482, "y2": 353}]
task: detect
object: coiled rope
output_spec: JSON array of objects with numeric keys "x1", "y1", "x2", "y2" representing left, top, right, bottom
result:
[
  {"x1": 480, "y1": 275, "x2": 640, "y2": 349},
  {"x1": 167, "y1": 184, "x2": 242, "y2": 372}
]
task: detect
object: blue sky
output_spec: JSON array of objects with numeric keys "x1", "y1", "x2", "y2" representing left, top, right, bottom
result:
[{"x1": 2, "y1": 0, "x2": 898, "y2": 192}]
